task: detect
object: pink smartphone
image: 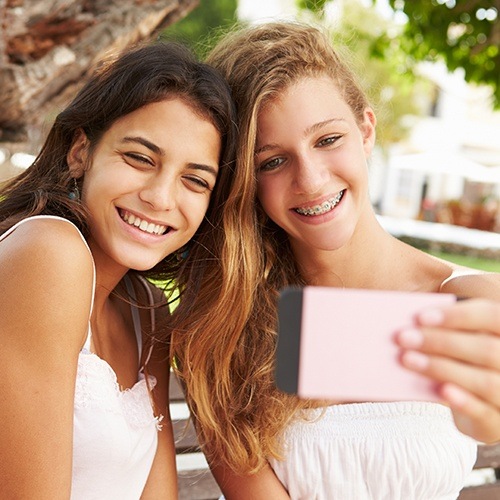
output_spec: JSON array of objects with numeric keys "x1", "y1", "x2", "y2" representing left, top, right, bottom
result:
[{"x1": 275, "y1": 286, "x2": 456, "y2": 402}]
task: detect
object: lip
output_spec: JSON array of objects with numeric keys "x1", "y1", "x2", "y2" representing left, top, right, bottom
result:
[
  {"x1": 292, "y1": 190, "x2": 345, "y2": 213},
  {"x1": 116, "y1": 207, "x2": 175, "y2": 239},
  {"x1": 290, "y1": 189, "x2": 346, "y2": 225}
]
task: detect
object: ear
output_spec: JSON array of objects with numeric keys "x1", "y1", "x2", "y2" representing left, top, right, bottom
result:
[
  {"x1": 67, "y1": 129, "x2": 90, "y2": 178},
  {"x1": 360, "y1": 107, "x2": 376, "y2": 157}
]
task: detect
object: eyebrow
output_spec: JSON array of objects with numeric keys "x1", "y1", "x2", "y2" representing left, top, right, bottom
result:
[
  {"x1": 122, "y1": 136, "x2": 164, "y2": 156},
  {"x1": 122, "y1": 136, "x2": 218, "y2": 177},
  {"x1": 187, "y1": 162, "x2": 219, "y2": 178},
  {"x1": 304, "y1": 118, "x2": 347, "y2": 136},
  {"x1": 254, "y1": 118, "x2": 347, "y2": 155}
]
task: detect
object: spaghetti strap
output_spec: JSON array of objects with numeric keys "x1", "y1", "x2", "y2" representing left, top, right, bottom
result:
[
  {"x1": 136, "y1": 275, "x2": 156, "y2": 333},
  {"x1": 137, "y1": 275, "x2": 156, "y2": 367},
  {"x1": 124, "y1": 276, "x2": 143, "y2": 364},
  {"x1": 123, "y1": 275, "x2": 158, "y2": 368}
]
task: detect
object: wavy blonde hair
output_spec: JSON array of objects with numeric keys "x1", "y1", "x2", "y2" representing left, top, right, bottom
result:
[{"x1": 170, "y1": 21, "x2": 371, "y2": 474}]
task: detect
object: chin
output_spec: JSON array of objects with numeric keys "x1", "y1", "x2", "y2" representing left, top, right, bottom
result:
[
  {"x1": 120, "y1": 254, "x2": 164, "y2": 272},
  {"x1": 130, "y1": 261, "x2": 162, "y2": 272},
  {"x1": 315, "y1": 230, "x2": 355, "y2": 251}
]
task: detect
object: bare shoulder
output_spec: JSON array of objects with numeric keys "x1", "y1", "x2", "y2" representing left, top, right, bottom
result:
[
  {"x1": 440, "y1": 269, "x2": 500, "y2": 300},
  {"x1": 0, "y1": 218, "x2": 92, "y2": 496},
  {"x1": 0, "y1": 217, "x2": 92, "y2": 270},
  {"x1": 0, "y1": 217, "x2": 94, "y2": 349}
]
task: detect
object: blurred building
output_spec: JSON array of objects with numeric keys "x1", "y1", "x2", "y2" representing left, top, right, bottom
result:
[{"x1": 377, "y1": 63, "x2": 500, "y2": 232}]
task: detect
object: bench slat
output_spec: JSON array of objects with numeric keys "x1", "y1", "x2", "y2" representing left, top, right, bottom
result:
[
  {"x1": 174, "y1": 419, "x2": 200, "y2": 453},
  {"x1": 178, "y1": 469, "x2": 221, "y2": 500},
  {"x1": 474, "y1": 443, "x2": 500, "y2": 470},
  {"x1": 171, "y1": 373, "x2": 500, "y2": 497},
  {"x1": 458, "y1": 482, "x2": 500, "y2": 500},
  {"x1": 169, "y1": 373, "x2": 186, "y2": 402}
]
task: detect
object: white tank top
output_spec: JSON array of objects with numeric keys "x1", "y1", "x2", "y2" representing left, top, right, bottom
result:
[
  {"x1": 0, "y1": 216, "x2": 161, "y2": 499},
  {"x1": 268, "y1": 401, "x2": 477, "y2": 500},
  {"x1": 72, "y1": 274, "x2": 161, "y2": 500}
]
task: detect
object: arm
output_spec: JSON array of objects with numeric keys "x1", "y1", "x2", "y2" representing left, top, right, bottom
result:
[
  {"x1": 140, "y1": 285, "x2": 178, "y2": 499},
  {"x1": 140, "y1": 359, "x2": 177, "y2": 499},
  {"x1": 211, "y1": 461, "x2": 290, "y2": 500},
  {"x1": 395, "y1": 273, "x2": 500, "y2": 443},
  {"x1": 0, "y1": 219, "x2": 93, "y2": 498}
]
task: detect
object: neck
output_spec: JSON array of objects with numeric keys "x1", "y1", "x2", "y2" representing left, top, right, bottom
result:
[
  {"x1": 87, "y1": 241, "x2": 130, "y2": 315},
  {"x1": 294, "y1": 211, "x2": 398, "y2": 289}
]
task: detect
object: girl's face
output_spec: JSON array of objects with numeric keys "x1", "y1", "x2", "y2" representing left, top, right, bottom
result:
[
  {"x1": 255, "y1": 75, "x2": 375, "y2": 257},
  {"x1": 68, "y1": 98, "x2": 221, "y2": 273}
]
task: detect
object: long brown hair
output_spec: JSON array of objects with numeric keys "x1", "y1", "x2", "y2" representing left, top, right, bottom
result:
[
  {"x1": 0, "y1": 41, "x2": 238, "y2": 295},
  {"x1": 170, "y1": 21, "x2": 372, "y2": 474}
]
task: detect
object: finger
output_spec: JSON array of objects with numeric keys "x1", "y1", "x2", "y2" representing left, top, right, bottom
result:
[
  {"x1": 440, "y1": 383, "x2": 500, "y2": 444},
  {"x1": 400, "y1": 351, "x2": 500, "y2": 408},
  {"x1": 416, "y1": 299, "x2": 500, "y2": 336},
  {"x1": 396, "y1": 327, "x2": 500, "y2": 371}
]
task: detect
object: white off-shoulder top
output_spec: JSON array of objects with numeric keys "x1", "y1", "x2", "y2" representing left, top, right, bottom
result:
[{"x1": 268, "y1": 401, "x2": 477, "y2": 500}]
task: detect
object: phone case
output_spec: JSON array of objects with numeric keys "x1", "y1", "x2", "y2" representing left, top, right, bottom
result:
[{"x1": 276, "y1": 286, "x2": 456, "y2": 402}]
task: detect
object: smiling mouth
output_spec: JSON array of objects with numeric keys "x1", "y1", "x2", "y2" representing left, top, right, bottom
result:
[
  {"x1": 294, "y1": 190, "x2": 345, "y2": 216},
  {"x1": 119, "y1": 210, "x2": 169, "y2": 235}
]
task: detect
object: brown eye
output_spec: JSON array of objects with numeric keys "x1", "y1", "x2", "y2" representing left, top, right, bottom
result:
[
  {"x1": 259, "y1": 157, "x2": 284, "y2": 172},
  {"x1": 317, "y1": 135, "x2": 341, "y2": 147},
  {"x1": 183, "y1": 176, "x2": 211, "y2": 193},
  {"x1": 123, "y1": 152, "x2": 154, "y2": 167}
]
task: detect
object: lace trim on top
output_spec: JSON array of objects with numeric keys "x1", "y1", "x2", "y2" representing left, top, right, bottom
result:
[
  {"x1": 78, "y1": 274, "x2": 162, "y2": 430},
  {"x1": 75, "y1": 348, "x2": 162, "y2": 429}
]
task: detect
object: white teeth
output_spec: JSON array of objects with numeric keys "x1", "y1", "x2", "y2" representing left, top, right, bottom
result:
[
  {"x1": 120, "y1": 210, "x2": 167, "y2": 235},
  {"x1": 295, "y1": 190, "x2": 345, "y2": 216}
]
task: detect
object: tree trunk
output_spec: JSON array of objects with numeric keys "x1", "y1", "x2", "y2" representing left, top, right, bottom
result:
[{"x1": 0, "y1": 0, "x2": 199, "y2": 149}]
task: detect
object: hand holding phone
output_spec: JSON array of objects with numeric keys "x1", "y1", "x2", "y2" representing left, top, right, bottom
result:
[{"x1": 276, "y1": 286, "x2": 456, "y2": 402}]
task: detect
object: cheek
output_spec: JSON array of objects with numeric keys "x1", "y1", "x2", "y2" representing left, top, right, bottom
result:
[
  {"x1": 187, "y1": 196, "x2": 211, "y2": 226},
  {"x1": 256, "y1": 177, "x2": 280, "y2": 209},
  {"x1": 336, "y1": 148, "x2": 367, "y2": 180}
]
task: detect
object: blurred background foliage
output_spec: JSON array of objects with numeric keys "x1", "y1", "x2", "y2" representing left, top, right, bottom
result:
[
  {"x1": 299, "y1": 0, "x2": 434, "y2": 148},
  {"x1": 164, "y1": 0, "x2": 424, "y2": 148},
  {"x1": 164, "y1": 0, "x2": 498, "y2": 149},
  {"x1": 163, "y1": 0, "x2": 238, "y2": 57},
  {"x1": 384, "y1": 0, "x2": 499, "y2": 107},
  {"x1": 298, "y1": 0, "x2": 499, "y2": 107}
]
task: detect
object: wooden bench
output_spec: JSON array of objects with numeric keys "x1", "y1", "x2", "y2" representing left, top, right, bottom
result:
[
  {"x1": 170, "y1": 374, "x2": 222, "y2": 500},
  {"x1": 458, "y1": 443, "x2": 500, "y2": 499},
  {"x1": 170, "y1": 374, "x2": 500, "y2": 499}
]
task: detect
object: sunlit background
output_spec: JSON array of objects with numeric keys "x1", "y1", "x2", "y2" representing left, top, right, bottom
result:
[
  {"x1": 2, "y1": 0, "x2": 500, "y2": 255},
  {"x1": 3, "y1": 1, "x2": 500, "y2": 491}
]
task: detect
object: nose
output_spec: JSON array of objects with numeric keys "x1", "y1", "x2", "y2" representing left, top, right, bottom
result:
[
  {"x1": 139, "y1": 172, "x2": 177, "y2": 212},
  {"x1": 292, "y1": 155, "x2": 328, "y2": 195}
]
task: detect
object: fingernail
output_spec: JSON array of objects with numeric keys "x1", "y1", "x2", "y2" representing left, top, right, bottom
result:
[
  {"x1": 398, "y1": 328, "x2": 424, "y2": 349},
  {"x1": 402, "y1": 351, "x2": 430, "y2": 371},
  {"x1": 441, "y1": 384, "x2": 468, "y2": 408},
  {"x1": 418, "y1": 308, "x2": 445, "y2": 326}
]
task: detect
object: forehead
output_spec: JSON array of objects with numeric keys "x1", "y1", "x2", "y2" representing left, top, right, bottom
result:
[
  {"x1": 93, "y1": 98, "x2": 222, "y2": 164},
  {"x1": 110, "y1": 98, "x2": 219, "y2": 136},
  {"x1": 257, "y1": 76, "x2": 350, "y2": 129}
]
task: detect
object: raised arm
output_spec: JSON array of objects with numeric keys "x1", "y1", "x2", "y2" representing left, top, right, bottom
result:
[
  {"x1": 211, "y1": 460, "x2": 291, "y2": 500},
  {"x1": 396, "y1": 273, "x2": 500, "y2": 443},
  {"x1": 0, "y1": 219, "x2": 94, "y2": 498}
]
